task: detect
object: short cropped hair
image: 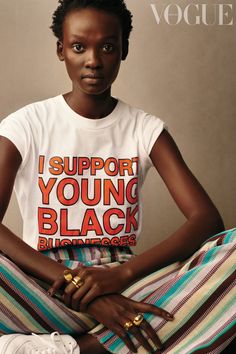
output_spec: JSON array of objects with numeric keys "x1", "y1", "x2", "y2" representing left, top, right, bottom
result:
[{"x1": 50, "y1": 0, "x2": 133, "y2": 44}]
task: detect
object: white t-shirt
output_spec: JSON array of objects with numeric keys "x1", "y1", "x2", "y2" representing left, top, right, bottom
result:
[{"x1": 0, "y1": 95, "x2": 166, "y2": 251}]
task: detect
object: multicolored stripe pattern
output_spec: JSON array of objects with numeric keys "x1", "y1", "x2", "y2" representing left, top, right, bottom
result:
[
  {"x1": 91, "y1": 229, "x2": 236, "y2": 353},
  {"x1": 0, "y1": 229, "x2": 235, "y2": 354}
]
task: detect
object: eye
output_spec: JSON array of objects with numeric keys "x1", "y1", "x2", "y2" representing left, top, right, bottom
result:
[
  {"x1": 72, "y1": 43, "x2": 84, "y2": 53},
  {"x1": 102, "y1": 43, "x2": 114, "y2": 53}
]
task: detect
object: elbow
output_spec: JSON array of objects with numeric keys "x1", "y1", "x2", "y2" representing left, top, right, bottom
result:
[
  {"x1": 195, "y1": 205, "x2": 225, "y2": 236},
  {"x1": 209, "y1": 208, "x2": 224, "y2": 234}
]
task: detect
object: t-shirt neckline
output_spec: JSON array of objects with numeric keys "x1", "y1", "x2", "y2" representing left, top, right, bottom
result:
[{"x1": 58, "y1": 94, "x2": 122, "y2": 130}]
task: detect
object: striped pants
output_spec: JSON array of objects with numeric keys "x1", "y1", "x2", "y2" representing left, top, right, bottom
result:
[{"x1": 0, "y1": 229, "x2": 235, "y2": 353}]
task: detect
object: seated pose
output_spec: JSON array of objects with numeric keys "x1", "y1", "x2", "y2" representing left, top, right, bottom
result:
[{"x1": 0, "y1": 0, "x2": 235, "y2": 353}]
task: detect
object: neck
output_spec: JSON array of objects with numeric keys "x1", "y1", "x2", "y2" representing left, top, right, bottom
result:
[{"x1": 63, "y1": 89, "x2": 117, "y2": 119}]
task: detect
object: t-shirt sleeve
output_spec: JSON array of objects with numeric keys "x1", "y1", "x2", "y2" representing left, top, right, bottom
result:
[
  {"x1": 142, "y1": 113, "x2": 167, "y2": 156},
  {"x1": 0, "y1": 109, "x2": 31, "y2": 166}
]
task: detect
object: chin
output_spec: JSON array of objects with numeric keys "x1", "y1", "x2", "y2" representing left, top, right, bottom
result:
[{"x1": 82, "y1": 87, "x2": 111, "y2": 96}]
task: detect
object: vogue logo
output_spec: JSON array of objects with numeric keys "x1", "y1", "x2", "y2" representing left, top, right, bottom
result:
[{"x1": 150, "y1": 3, "x2": 234, "y2": 25}]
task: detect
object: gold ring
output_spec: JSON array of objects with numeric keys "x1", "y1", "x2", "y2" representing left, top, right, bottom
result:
[
  {"x1": 71, "y1": 275, "x2": 84, "y2": 288},
  {"x1": 123, "y1": 321, "x2": 134, "y2": 331},
  {"x1": 63, "y1": 270, "x2": 73, "y2": 282},
  {"x1": 133, "y1": 314, "x2": 144, "y2": 326}
]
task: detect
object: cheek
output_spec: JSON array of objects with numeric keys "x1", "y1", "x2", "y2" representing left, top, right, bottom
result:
[
  {"x1": 64, "y1": 57, "x2": 82, "y2": 78},
  {"x1": 106, "y1": 57, "x2": 121, "y2": 76},
  {"x1": 108, "y1": 62, "x2": 121, "y2": 81},
  {"x1": 64, "y1": 63, "x2": 74, "y2": 81}
]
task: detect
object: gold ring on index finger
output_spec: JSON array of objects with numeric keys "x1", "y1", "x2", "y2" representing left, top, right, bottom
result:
[
  {"x1": 71, "y1": 275, "x2": 84, "y2": 289},
  {"x1": 63, "y1": 270, "x2": 73, "y2": 283},
  {"x1": 133, "y1": 313, "x2": 144, "y2": 326}
]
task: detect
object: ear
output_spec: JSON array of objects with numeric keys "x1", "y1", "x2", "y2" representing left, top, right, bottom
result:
[
  {"x1": 57, "y1": 41, "x2": 64, "y2": 61},
  {"x1": 122, "y1": 40, "x2": 129, "y2": 61}
]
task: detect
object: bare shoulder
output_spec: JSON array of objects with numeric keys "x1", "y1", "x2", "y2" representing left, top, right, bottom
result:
[
  {"x1": 0, "y1": 136, "x2": 22, "y2": 164},
  {"x1": 0, "y1": 136, "x2": 22, "y2": 220},
  {"x1": 149, "y1": 129, "x2": 221, "y2": 221},
  {"x1": 149, "y1": 129, "x2": 186, "y2": 176}
]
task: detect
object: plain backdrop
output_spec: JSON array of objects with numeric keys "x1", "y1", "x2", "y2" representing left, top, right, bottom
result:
[{"x1": 0, "y1": 0, "x2": 235, "y2": 253}]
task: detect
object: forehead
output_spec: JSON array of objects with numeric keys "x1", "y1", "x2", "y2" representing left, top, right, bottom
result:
[{"x1": 62, "y1": 8, "x2": 122, "y2": 40}]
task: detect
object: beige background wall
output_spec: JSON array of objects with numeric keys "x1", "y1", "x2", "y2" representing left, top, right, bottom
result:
[{"x1": 0, "y1": 0, "x2": 235, "y2": 253}]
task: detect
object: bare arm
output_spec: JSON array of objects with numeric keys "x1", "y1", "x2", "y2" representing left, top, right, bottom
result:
[
  {"x1": 0, "y1": 136, "x2": 67, "y2": 284},
  {"x1": 118, "y1": 130, "x2": 224, "y2": 282}
]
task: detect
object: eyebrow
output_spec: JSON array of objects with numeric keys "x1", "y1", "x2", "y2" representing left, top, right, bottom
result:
[{"x1": 70, "y1": 34, "x2": 119, "y2": 41}]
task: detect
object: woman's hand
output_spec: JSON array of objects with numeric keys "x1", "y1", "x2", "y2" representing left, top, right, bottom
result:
[
  {"x1": 48, "y1": 270, "x2": 174, "y2": 351},
  {"x1": 48, "y1": 266, "x2": 131, "y2": 311},
  {"x1": 86, "y1": 294, "x2": 174, "y2": 353}
]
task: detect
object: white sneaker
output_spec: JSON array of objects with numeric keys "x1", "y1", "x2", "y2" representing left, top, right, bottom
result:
[{"x1": 0, "y1": 332, "x2": 80, "y2": 354}]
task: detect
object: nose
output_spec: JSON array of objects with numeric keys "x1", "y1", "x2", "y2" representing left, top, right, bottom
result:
[{"x1": 85, "y1": 48, "x2": 103, "y2": 69}]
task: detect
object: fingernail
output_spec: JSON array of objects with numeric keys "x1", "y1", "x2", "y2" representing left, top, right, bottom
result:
[
  {"x1": 166, "y1": 313, "x2": 174, "y2": 320},
  {"x1": 47, "y1": 291, "x2": 52, "y2": 296}
]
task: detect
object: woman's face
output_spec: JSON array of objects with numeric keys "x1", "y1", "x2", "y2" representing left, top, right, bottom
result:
[{"x1": 57, "y1": 7, "x2": 124, "y2": 96}]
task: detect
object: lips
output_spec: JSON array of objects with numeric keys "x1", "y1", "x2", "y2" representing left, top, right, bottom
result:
[
  {"x1": 81, "y1": 74, "x2": 104, "y2": 86},
  {"x1": 82, "y1": 74, "x2": 104, "y2": 79}
]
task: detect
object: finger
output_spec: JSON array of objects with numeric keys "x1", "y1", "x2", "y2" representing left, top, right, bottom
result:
[
  {"x1": 116, "y1": 326, "x2": 137, "y2": 353},
  {"x1": 48, "y1": 267, "x2": 84, "y2": 298},
  {"x1": 71, "y1": 292, "x2": 81, "y2": 311},
  {"x1": 63, "y1": 282, "x2": 79, "y2": 307},
  {"x1": 122, "y1": 311, "x2": 154, "y2": 351},
  {"x1": 77, "y1": 268, "x2": 87, "y2": 279},
  {"x1": 71, "y1": 285, "x2": 93, "y2": 311},
  {"x1": 66, "y1": 267, "x2": 83, "y2": 280},
  {"x1": 134, "y1": 301, "x2": 174, "y2": 321},
  {"x1": 79, "y1": 286, "x2": 101, "y2": 311},
  {"x1": 140, "y1": 320, "x2": 163, "y2": 350},
  {"x1": 129, "y1": 325, "x2": 154, "y2": 353},
  {"x1": 70, "y1": 281, "x2": 90, "y2": 309},
  {"x1": 48, "y1": 268, "x2": 80, "y2": 297},
  {"x1": 47, "y1": 276, "x2": 65, "y2": 297},
  {"x1": 63, "y1": 291, "x2": 73, "y2": 308}
]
